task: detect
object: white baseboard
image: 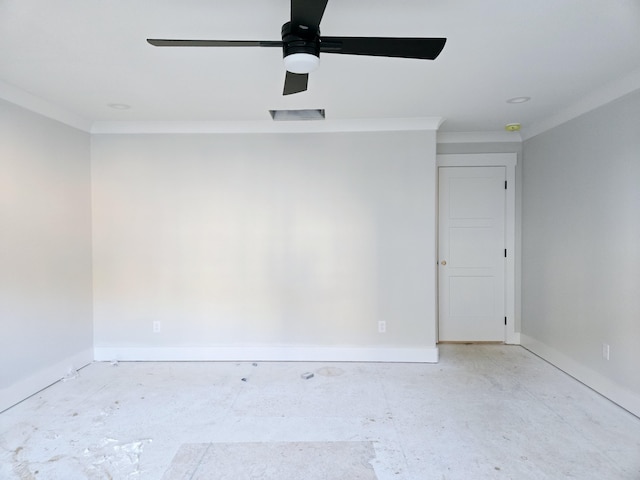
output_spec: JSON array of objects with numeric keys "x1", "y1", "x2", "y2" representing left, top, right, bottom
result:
[
  {"x1": 0, "y1": 348, "x2": 93, "y2": 413},
  {"x1": 506, "y1": 332, "x2": 521, "y2": 345},
  {"x1": 521, "y1": 334, "x2": 640, "y2": 418},
  {"x1": 94, "y1": 345, "x2": 439, "y2": 364}
]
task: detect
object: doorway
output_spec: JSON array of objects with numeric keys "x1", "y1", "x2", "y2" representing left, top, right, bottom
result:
[{"x1": 437, "y1": 154, "x2": 517, "y2": 344}]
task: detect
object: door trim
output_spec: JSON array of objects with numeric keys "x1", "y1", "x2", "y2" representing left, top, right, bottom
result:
[{"x1": 436, "y1": 153, "x2": 518, "y2": 345}]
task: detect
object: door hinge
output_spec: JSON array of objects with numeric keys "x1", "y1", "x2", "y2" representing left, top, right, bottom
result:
[
  {"x1": 504, "y1": 249, "x2": 507, "y2": 258},
  {"x1": 505, "y1": 180, "x2": 507, "y2": 189},
  {"x1": 505, "y1": 317, "x2": 507, "y2": 326}
]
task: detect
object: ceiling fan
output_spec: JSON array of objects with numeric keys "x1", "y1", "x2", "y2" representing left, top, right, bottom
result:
[{"x1": 147, "y1": 0, "x2": 446, "y2": 96}]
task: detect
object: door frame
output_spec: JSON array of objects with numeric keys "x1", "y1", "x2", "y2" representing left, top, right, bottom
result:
[{"x1": 436, "y1": 153, "x2": 519, "y2": 345}]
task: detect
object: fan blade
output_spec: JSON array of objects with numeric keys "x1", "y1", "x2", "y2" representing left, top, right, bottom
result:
[
  {"x1": 320, "y1": 37, "x2": 446, "y2": 60},
  {"x1": 283, "y1": 71, "x2": 308, "y2": 95},
  {"x1": 291, "y1": 0, "x2": 329, "y2": 30},
  {"x1": 147, "y1": 39, "x2": 282, "y2": 47}
]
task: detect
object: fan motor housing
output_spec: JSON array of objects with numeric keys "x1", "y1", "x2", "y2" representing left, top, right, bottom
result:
[{"x1": 281, "y1": 21, "x2": 320, "y2": 58}]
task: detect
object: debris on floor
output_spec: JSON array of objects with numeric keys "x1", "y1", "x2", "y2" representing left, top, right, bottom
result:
[
  {"x1": 110, "y1": 360, "x2": 119, "y2": 367},
  {"x1": 62, "y1": 368, "x2": 79, "y2": 382},
  {"x1": 84, "y1": 437, "x2": 152, "y2": 478},
  {"x1": 241, "y1": 378, "x2": 247, "y2": 382},
  {"x1": 300, "y1": 372, "x2": 314, "y2": 380}
]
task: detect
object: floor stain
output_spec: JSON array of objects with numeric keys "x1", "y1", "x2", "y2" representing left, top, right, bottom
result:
[
  {"x1": 12, "y1": 446, "x2": 36, "y2": 480},
  {"x1": 316, "y1": 366, "x2": 345, "y2": 377}
]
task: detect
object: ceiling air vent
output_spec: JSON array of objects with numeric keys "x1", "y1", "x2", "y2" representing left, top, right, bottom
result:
[{"x1": 269, "y1": 109, "x2": 325, "y2": 121}]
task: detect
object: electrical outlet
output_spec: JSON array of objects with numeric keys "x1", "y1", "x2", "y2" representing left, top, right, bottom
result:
[
  {"x1": 378, "y1": 321, "x2": 386, "y2": 333},
  {"x1": 602, "y1": 343, "x2": 610, "y2": 361},
  {"x1": 153, "y1": 321, "x2": 161, "y2": 333}
]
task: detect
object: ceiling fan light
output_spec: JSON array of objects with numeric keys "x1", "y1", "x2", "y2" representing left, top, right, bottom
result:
[{"x1": 284, "y1": 53, "x2": 319, "y2": 74}]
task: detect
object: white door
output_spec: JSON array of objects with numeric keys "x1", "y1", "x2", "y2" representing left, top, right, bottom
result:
[{"x1": 438, "y1": 166, "x2": 506, "y2": 342}]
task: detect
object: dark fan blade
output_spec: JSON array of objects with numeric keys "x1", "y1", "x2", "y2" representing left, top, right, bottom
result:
[
  {"x1": 320, "y1": 37, "x2": 446, "y2": 60},
  {"x1": 283, "y1": 71, "x2": 308, "y2": 95},
  {"x1": 291, "y1": 0, "x2": 329, "y2": 30},
  {"x1": 147, "y1": 39, "x2": 282, "y2": 47}
]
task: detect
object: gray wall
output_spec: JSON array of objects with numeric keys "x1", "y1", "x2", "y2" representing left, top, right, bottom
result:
[
  {"x1": 0, "y1": 100, "x2": 93, "y2": 411},
  {"x1": 91, "y1": 130, "x2": 438, "y2": 360},
  {"x1": 522, "y1": 90, "x2": 640, "y2": 415}
]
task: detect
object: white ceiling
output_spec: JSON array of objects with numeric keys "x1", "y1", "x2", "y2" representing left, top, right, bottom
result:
[{"x1": 1, "y1": 0, "x2": 640, "y2": 135}]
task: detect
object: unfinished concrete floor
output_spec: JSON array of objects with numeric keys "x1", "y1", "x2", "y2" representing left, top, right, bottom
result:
[{"x1": 1, "y1": 344, "x2": 639, "y2": 479}]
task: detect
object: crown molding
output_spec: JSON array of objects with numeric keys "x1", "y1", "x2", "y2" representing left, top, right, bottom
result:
[
  {"x1": 0, "y1": 80, "x2": 92, "y2": 132},
  {"x1": 437, "y1": 131, "x2": 522, "y2": 144},
  {"x1": 90, "y1": 117, "x2": 445, "y2": 134},
  {"x1": 522, "y1": 67, "x2": 640, "y2": 140}
]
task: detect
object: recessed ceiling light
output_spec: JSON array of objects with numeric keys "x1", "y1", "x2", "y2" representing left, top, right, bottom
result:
[
  {"x1": 506, "y1": 96, "x2": 531, "y2": 104},
  {"x1": 108, "y1": 103, "x2": 131, "y2": 110}
]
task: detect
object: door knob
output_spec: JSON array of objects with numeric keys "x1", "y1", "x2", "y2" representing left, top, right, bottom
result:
[{"x1": 440, "y1": 260, "x2": 447, "y2": 265}]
